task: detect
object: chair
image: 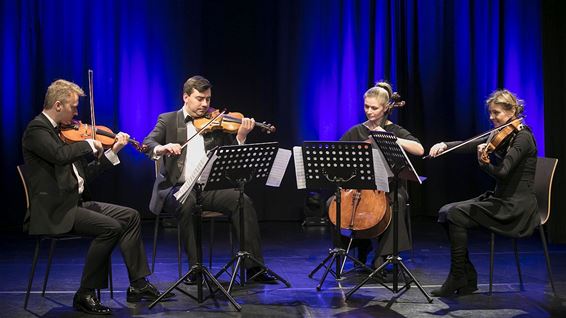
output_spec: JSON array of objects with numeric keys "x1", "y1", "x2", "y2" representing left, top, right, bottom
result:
[
  {"x1": 488, "y1": 157, "x2": 558, "y2": 296},
  {"x1": 18, "y1": 165, "x2": 113, "y2": 309},
  {"x1": 150, "y1": 160, "x2": 233, "y2": 277}
]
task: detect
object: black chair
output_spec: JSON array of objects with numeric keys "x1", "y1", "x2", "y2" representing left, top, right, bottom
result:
[
  {"x1": 18, "y1": 165, "x2": 113, "y2": 309},
  {"x1": 488, "y1": 157, "x2": 558, "y2": 296},
  {"x1": 150, "y1": 160, "x2": 233, "y2": 277}
]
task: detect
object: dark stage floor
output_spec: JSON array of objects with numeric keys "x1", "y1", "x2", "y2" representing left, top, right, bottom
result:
[{"x1": 1, "y1": 217, "x2": 565, "y2": 317}]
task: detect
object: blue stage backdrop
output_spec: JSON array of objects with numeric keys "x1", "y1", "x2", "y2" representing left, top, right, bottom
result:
[{"x1": 1, "y1": 0, "x2": 546, "y2": 227}]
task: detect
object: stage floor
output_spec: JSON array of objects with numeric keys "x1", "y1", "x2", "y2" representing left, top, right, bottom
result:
[{"x1": 1, "y1": 217, "x2": 565, "y2": 317}]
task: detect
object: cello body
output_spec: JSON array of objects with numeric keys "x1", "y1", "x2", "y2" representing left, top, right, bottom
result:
[{"x1": 328, "y1": 189, "x2": 391, "y2": 239}]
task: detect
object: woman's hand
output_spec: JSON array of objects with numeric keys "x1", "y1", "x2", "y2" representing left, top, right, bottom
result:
[{"x1": 428, "y1": 142, "x2": 447, "y2": 158}]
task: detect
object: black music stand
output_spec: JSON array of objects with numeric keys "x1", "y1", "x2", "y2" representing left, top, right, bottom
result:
[
  {"x1": 345, "y1": 131, "x2": 432, "y2": 302},
  {"x1": 300, "y1": 141, "x2": 380, "y2": 290},
  {"x1": 149, "y1": 151, "x2": 241, "y2": 311},
  {"x1": 211, "y1": 142, "x2": 291, "y2": 293}
]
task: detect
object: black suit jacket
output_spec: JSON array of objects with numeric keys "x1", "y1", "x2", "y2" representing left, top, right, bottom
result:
[
  {"x1": 21, "y1": 113, "x2": 113, "y2": 235},
  {"x1": 143, "y1": 110, "x2": 235, "y2": 214}
]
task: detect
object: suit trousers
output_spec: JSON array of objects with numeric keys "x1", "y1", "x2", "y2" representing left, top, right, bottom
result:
[
  {"x1": 70, "y1": 201, "x2": 150, "y2": 289},
  {"x1": 164, "y1": 187, "x2": 264, "y2": 269}
]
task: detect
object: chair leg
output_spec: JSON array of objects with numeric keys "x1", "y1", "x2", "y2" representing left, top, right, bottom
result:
[
  {"x1": 151, "y1": 214, "x2": 160, "y2": 273},
  {"x1": 209, "y1": 219, "x2": 215, "y2": 269},
  {"x1": 24, "y1": 239, "x2": 41, "y2": 309},
  {"x1": 108, "y1": 258, "x2": 113, "y2": 299},
  {"x1": 489, "y1": 233, "x2": 495, "y2": 295},
  {"x1": 539, "y1": 225, "x2": 557, "y2": 296},
  {"x1": 42, "y1": 239, "x2": 57, "y2": 296},
  {"x1": 177, "y1": 223, "x2": 182, "y2": 279},
  {"x1": 512, "y1": 238, "x2": 524, "y2": 291}
]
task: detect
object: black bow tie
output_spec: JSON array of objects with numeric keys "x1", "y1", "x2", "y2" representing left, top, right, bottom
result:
[
  {"x1": 54, "y1": 125, "x2": 61, "y2": 133},
  {"x1": 184, "y1": 115, "x2": 194, "y2": 123}
]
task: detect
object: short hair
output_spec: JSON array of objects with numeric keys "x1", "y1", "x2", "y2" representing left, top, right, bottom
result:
[
  {"x1": 43, "y1": 79, "x2": 85, "y2": 110},
  {"x1": 183, "y1": 75, "x2": 212, "y2": 96},
  {"x1": 486, "y1": 89, "x2": 525, "y2": 116}
]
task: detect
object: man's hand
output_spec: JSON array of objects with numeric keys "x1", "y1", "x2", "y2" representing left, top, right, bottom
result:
[
  {"x1": 93, "y1": 140, "x2": 104, "y2": 158},
  {"x1": 236, "y1": 117, "x2": 255, "y2": 144},
  {"x1": 155, "y1": 143, "x2": 182, "y2": 156},
  {"x1": 111, "y1": 132, "x2": 130, "y2": 154}
]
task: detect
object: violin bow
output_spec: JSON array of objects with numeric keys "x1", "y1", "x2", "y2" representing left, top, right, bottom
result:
[
  {"x1": 88, "y1": 69, "x2": 97, "y2": 141},
  {"x1": 423, "y1": 116, "x2": 524, "y2": 159}
]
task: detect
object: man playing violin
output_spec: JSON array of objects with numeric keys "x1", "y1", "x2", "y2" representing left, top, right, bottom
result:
[
  {"x1": 143, "y1": 75, "x2": 276, "y2": 283},
  {"x1": 428, "y1": 89, "x2": 539, "y2": 297},
  {"x1": 332, "y1": 82, "x2": 424, "y2": 271},
  {"x1": 21, "y1": 79, "x2": 173, "y2": 315}
]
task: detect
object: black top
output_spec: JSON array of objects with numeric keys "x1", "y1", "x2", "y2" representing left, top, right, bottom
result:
[
  {"x1": 339, "y1": 123, "x2": 421, "y2": 144},
  {"x1": 445, "y1": 127, "x2": 539, "y2": 237}
]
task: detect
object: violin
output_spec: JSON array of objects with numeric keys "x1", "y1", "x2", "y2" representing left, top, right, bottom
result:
[
  {"x1": 328, "y1": 189, "x2": 391, "y2": 239},
  {"x1": 193, "y1": 107, "x2": 276, "y2": 134},
  {"x1": 480, "y1": 117, "x2": 523, "y2": 164},
  {"x1": 58, "y1": 69, "x2": 148, "y2": 153},
  {"x1": 60, "y1": 120, "x2": 148, "y2": 152}
]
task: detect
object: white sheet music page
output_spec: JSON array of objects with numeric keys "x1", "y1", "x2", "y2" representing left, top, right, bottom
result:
[
  {"x1": 293, "y1": 146, "x2": 306, "y2": 189},
  {"x1": 266, "y1": 148, "x2": 291, "y2": 187},
  {"x1": 372, "y1": 148, "x2": 390, "y2": 192},
  {"x1": 174, "y1": 152, "x2": 216, "y2": 203},
  {"x1": 397, "y1": 141, "x2": 423, "y2": 184}
]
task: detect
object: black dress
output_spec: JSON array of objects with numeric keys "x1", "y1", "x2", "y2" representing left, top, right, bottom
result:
[
  {"x1": 335, "y1": 123, "x2": 421, "y2": 257},
  {"x1": 438, "y1": 127, "x2": 539, "y2": 238}
]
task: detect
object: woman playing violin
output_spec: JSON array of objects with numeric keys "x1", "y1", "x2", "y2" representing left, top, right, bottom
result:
[
  {"x1": 428, "y1": 89, "x2": 539, "y2": 297},
  {"x1": 332, "y1": 82, "x2": 424, "y2": 269}
]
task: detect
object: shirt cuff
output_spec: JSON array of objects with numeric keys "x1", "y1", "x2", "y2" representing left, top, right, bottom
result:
[
  {"x1": 85, "y1": 139, "x2": 98, "y2": 154},
  {"x1": 151, "y1": 147, "x2": 162, "y2": 160},
  {"x1": 105, "y1": 149, "x2": 120, "y2": 165},
  {"x1": 236, "y1": 137, "x2": 246, "y2": 145}
]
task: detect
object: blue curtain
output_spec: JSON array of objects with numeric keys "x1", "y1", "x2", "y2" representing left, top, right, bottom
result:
[{"x1": 1, "y1": 0, "x2": 547, "y2": 226}]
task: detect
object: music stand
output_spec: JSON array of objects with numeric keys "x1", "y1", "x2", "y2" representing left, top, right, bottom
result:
[
  {"x1": 149, "y1": 150, "x2": 241, "y2": 311},
  {"x1": 345, "y1": 131, "x2": 433, "y2": 303},
  {"x1": 296, "y1": 141, "x2": 383, "y2": 291},
  {"x1": 210, "y1": 142, "x2": 291, "y2": 293}
]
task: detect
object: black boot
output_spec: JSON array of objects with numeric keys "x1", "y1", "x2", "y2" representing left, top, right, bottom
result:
[
  {"x1": 431, "y1": 223, "x2": 468, "y2": 297},
  {"x1": 460, "y1": 252, "x2": 478, "y2": 294}
]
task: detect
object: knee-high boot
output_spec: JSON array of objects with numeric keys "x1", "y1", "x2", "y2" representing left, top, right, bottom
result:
[
  {"x1": 431, "y1": 223, "x2": 469, "y2": 296},
  {"x1": 461, "y1": 250, "x2": 478, "y2": 294}
]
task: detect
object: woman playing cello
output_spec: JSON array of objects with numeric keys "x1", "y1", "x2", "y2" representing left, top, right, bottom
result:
[
  {"x1": 428, "y1": 89, "x2": 539, "y2": 296},
  {"x1": 330, "y1": 81, "x2": 424, "y2": 270}
]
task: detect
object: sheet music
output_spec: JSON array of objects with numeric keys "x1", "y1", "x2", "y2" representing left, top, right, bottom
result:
[
  {"x1": 397, "y1": 144, "x2": 423, "y2": 184},
  {"x1": 372, "y1": 148, "x2": 391, "y2": 192},
  {"x1": 174, "y1": 152, "x2": 216, "y2": 203},
  {"x1": 266, "y1": 148, "x2": 291, "y2": 187},
  {"x1": 293, "y1": 146, "x2": 306, "y2": 189},
  {"x1": 197, "y1": 151, "x2": 218, "y2": 186}
]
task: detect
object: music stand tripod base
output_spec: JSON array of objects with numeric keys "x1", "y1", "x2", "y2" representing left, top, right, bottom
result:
[
  {"x1": 204, "y1": 143, "x2": 290, "y2": 292},
  {"x1": 345, "y1": 131, "x2": 432, "y2": 303},
  {"x1": 148, "y1": 180, "x2": 241, "y2": 311},
  {"x1": 300, "y1": 141, "x2": 379, "y2": 290}
]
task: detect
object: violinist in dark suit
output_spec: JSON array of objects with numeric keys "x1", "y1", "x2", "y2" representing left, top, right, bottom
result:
[
  {"x1": 428, "y1": 89, "x2": 539, "y2": 296},
  {"x1": 142, "y1": 75, "x2": 276, "y2": 283},
  {"x1": 22, "y1": 79, "x2": 172, "y2": 315}
]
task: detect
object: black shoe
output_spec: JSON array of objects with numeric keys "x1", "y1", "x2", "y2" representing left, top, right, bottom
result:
[
  {"x1": 246, "y1": 267, "x2": 278, "y2": 284},
  {"x1": 126, "y1": 280, "x2": 175, "y2": 302},
  {"x1": 73, "y1": 291, "x2": 112, "y2": 315}
]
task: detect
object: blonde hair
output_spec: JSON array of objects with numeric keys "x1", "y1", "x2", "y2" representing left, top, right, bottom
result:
[
  {"x1": 364, "y1": 81, "x2": 391, "y2": 105},
  {"x1": 486, "y1": 89, "x2": 524, "y2": 116},
  {"x1": 43, "y1": 79, "x2": 85, "y2": 110}
]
